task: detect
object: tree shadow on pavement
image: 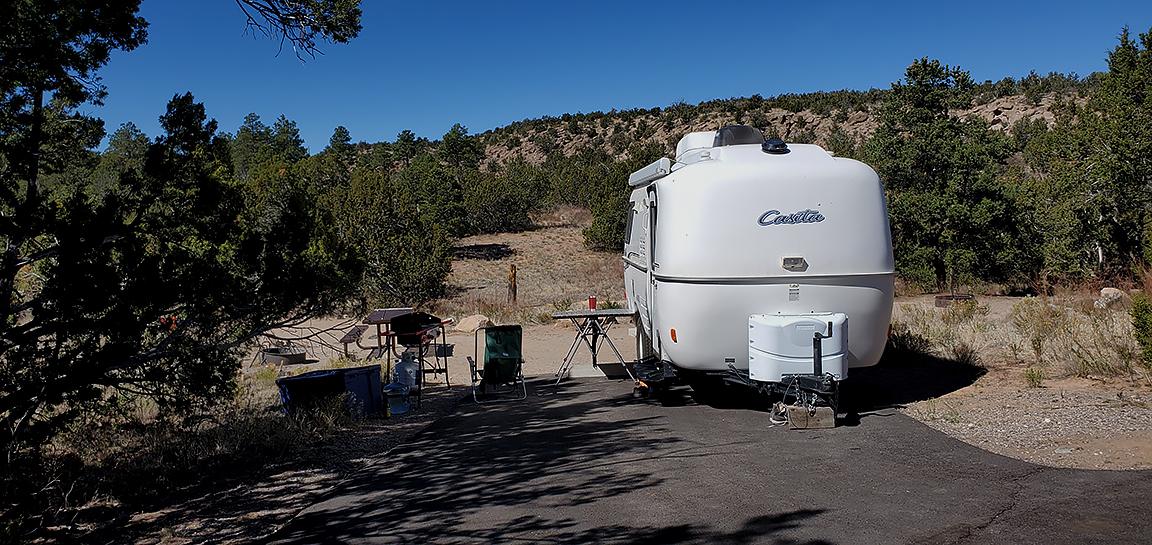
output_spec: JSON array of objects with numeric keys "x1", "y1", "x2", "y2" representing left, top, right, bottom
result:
[
  {"x1": 264, "y1": 380, "x2": 837, "y2": 545},
  {"x1": 307, "y1": 509, "x2": 836, "y2": 545},
  {"x1": 77, "y1": 388, "x2": 463, "y2": 544}
]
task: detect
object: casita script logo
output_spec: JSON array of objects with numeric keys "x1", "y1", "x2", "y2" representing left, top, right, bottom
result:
[{"x1": 758, "y1": 209, "x2": 826, "y2": 226}]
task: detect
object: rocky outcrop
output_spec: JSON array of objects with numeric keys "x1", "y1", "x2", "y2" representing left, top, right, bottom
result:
[{"x1": 966, "y1": 95, "x2": 1062, "y2": 130}]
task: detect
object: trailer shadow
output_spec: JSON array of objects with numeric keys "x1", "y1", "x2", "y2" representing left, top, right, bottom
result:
[
  {"x1": 638, "y1": 348, "x2": 985, "y2": 419},
  {"x1": 265, "y1": 380, "x2": 837, "y2": 544},
  {"x1": 845, "y1": 350, "x2": 986, "y2": 414}
]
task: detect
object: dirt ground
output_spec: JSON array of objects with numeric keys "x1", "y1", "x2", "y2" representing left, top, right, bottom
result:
[
  {"x1": 888, "y1": 294, "x2": 1152, "y2": 470},
  {"x1": 433, "y1": 207, "x2": 627, "y2": 320},
  {"x1": 255, "y1": 317, "x2": 635, "y2": 388},
  {"x1": 902, "y1": 374, "x2": 1152, "y2": 470}
]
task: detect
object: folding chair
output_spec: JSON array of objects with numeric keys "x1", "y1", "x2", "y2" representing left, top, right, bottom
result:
[{"x1": 467, "y1": 325, "x2": 527, "y2": 403}]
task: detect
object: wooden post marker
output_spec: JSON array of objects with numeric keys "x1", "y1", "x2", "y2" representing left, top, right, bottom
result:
[{"x1": 507, "y1": 263, "x2": 518, "y2": 304}]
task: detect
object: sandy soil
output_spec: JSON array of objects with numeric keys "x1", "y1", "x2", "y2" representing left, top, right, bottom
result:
[
  {"x1": 252, "y1": 315, "x2": 636, "y2": 382},
  {"x1": 442, "y1": 319, "x2": 637, "y2": 380}
]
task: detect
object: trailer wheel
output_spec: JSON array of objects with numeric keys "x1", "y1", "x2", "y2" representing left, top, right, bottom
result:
[
  {"x1": 834, "y1": 380, "x2": 858, "y2": 421},
  {"x1": 688, "y1": 377, "x2": 729, "y2": 404}
]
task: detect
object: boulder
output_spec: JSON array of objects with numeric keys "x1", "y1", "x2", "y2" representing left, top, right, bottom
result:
[
  {"x1": 455, "y1": 314, "x2": 492, "y2": 333},
  {"x1": 1094, "y1": 287, "x2": 1129, "y2": 309}
]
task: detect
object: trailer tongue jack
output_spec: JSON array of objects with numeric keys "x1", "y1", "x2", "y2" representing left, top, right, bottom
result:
[
  {"x1": 773, "y1": 321, "x2": 839, "y2": 428},
  {"x1": 813, "y1": 321, "x2": 832, "y2": 376},
  {"x1": 725, "y1": 320, "x2": 841, "y2": 428}
]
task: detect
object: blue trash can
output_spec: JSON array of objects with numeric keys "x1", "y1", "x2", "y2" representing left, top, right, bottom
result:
[{"x1": 276, "y1": 364, "x2": 383, "y2": 417}]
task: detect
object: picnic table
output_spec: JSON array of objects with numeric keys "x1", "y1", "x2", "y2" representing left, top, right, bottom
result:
[
  {"x1": 365, "y1": 307, "x2": 417, "y2": 358},
  {"x1": 551, "y1": 308, "x2": 638, "y2": 385}
]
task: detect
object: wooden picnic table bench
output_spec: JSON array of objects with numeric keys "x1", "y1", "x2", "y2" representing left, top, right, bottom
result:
[{"x1": 339, "y1": 324, "x2": 370, "y2": 356}]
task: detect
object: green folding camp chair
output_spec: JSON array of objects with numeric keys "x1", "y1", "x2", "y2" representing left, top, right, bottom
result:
[{"x1": 467, "y1": 325, "x2": 527, "y2": 403}]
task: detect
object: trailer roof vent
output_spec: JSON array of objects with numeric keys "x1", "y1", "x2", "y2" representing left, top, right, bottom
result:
[
  {"x1": 762, "y1": 138, "x2": 790, "y2": 154},
  {"x1": 713, "y1": 125, "x2": 765, "y2": 147}
]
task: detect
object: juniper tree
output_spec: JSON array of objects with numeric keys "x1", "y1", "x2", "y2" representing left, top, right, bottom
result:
[
  {"x1": 861, "y1": 58, "x2": 1035, "y2": 290},
  {"x1": 0, "y1": 0, "x2": 364, "y2": 452}
]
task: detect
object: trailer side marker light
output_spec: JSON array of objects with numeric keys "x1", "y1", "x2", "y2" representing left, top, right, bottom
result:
[{"x1": 670, "y1": 328, "x2": 678, "y2": 343}]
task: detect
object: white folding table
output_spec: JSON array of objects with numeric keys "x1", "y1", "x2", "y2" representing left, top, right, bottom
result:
[{"x1": 551, "y1": 308, "x2": 638, "y2": 385}]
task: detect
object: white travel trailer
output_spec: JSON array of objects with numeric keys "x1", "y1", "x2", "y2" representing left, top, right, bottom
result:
[{"x1": 623, "y1": 126, "x2": 894, "y2": 408}]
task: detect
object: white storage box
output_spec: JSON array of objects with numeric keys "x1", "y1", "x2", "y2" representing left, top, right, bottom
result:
[{"x1": 748, "y1": 313, "x2": 848, "y2": 382}]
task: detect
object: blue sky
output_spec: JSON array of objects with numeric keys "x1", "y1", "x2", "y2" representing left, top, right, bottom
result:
[{"x1": 92, "y1": 0, "x2": 1152, "y2": 151}]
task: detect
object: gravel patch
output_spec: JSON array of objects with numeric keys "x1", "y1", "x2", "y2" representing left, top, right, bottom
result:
[{"x1": 904, "y1": 382, "x2": 1152, "y2": 470}]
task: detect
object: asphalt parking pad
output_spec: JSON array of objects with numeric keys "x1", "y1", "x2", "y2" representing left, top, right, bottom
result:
[{"x1": 267, "y1": 379, "x2": 1152, "y2": 545}]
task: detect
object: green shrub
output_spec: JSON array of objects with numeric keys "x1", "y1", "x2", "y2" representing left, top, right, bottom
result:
[
  {"x1": 598, "y1": 296, "x2": 624, "y2": 310},
  {"x1": 1062, "y1": 305, "x2": 1137, "y2": 378},
  {"x1": 1130, "y1": 294, "x2": 1152, "y2": 371},
  {"x1": 551, "y1": 298, "x2": 574, "y2": 312},
  {"x1": 1024, "y1": 366, "x2": 1045, "y2": 388},
  {"x1": 863, "y1": 59, "x2": 1038, "y2": 291},
  {"x1": 581, "y1": 144, "x2": 665, "y2": 251},
  {"x1": 463, "y1": 171, "x2": 536, "y2": 234},
  {"x1": 942, "y1": 299, "x2": 989, "y2": 326},
  {"x1": 332, "y1": 166, "x2": 452, "y2": 307},
  {"x1": 950, "y1": 341, "x2": 983, "y2": 368}
]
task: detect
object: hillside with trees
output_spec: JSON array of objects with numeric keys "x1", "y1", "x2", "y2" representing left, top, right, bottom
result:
[{"x1": 477, "y1": 71, "x2": 1090, "y2": 165}]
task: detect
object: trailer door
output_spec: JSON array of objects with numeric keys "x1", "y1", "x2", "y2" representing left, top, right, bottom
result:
[
  {"x1": 624, "y1": 196, "x2": 649, "y2": 325},
  {"x1": 644, "y1": 187, "x2": 659, "y2": 356}
]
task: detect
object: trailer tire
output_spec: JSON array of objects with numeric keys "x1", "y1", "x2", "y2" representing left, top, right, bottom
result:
[{"x1": 688, "y1": 377, "x2": 729, "y2": 404}]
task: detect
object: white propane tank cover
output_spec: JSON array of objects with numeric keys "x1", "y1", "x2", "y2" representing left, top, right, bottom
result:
[
  {"x1": 675, "y1": 131, "x2": 717, "y2": 158},
  {"x1": 748, "y1": 313, "x2": 848, "y2": 382}
]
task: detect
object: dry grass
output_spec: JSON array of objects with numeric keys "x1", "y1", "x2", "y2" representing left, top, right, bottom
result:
[
  {"x1": 893, "y1": 290, "x2": 1147, "y2": 385},
  {"x1": 531, "y1": 204, "x2": 594, "y2": 228},
  {"x1": 1024, "y1": 366, "x2": 1045, "y2": 388},
  {"x1": 432, "y1": 212, "x2": 623, "y2": 323}
]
